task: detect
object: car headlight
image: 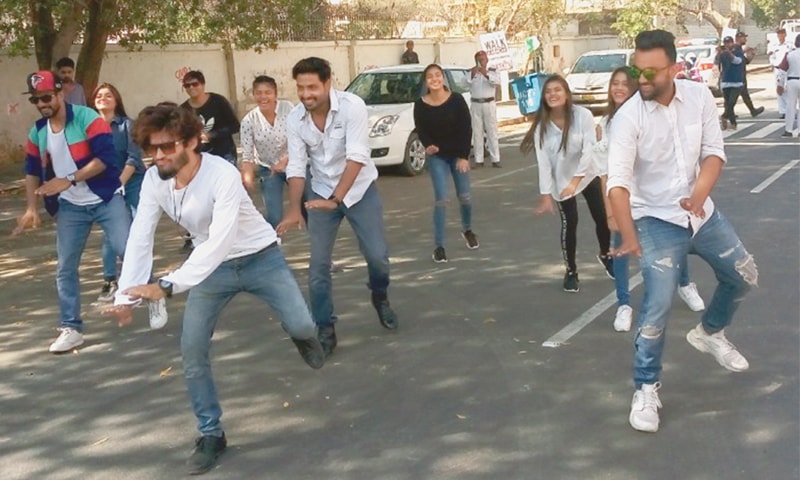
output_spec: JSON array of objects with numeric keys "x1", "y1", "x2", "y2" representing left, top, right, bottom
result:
[{"x1": 369, "y1": 115, "x2": 400, "y2": 137}]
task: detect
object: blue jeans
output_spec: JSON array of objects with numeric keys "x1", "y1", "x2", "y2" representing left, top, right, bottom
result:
[
  {"x1": 101, "y1": 177, "x2": 143, "y2": 280},
  {"x1": 258, "y1": 166, "x2": 286, "y2": 229},
  {"x1": 181, "y1": 244, "x2": 316, "y2": 436},
  {"x1": 307, "y1": 182, "x2": 390, "y2": 328},
  {"x1": 613, "y1": 231, "x2": 691, "y2": 307},
  {"x1": 56, "y1": 195, "x2": 131, "y2": 330},
  {"x1": 428, "y1": 154, "x2": 472, "y2": 247},
  {"x1": 632, "y1": 211, "x2": 756, "y2": 387}
]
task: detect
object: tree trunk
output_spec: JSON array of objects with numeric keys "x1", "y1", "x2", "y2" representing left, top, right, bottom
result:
[
  {"x1": 30, "y1": 0, "x2": 55, "y2": 69},
  {"x1": 76, "y1": 0, "x2": 116, "y2": 97},
  {"x1": 51, "y1": 1, "x2": 87, "y2": 67}
]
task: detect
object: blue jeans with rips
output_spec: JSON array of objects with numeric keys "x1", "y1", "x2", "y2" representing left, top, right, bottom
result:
[
  {"x1": 307, "y1": 182, "x2": 390, "y2": 328},
  {"x1": 257, "y1": 165, "x2": 310, "y2": 229},
  {"x1": 56, "y1": 194, "x2": 131, "y2": 330},
  {"x1": 428, "y1": 154, "x2": 472, "y2": 247},
  {"x1": 632, "y1": 210, "x2": 756, "y2": 387},
  {"x1": 613, "y1": 231, "x2": 692, "y2": 307},
  {"x1": 181, "y1": 244, "x2": 316, "y2": 437}
]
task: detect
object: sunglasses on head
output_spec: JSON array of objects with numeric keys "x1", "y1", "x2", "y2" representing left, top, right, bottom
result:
[
  {"x1": 183, "y1": 81, "x2": 201, "y2": 89},
  {"x1": 627, "y1": 65, "x2": 670, "y2": 82},
  {"x1": 144, "y1": 140, "x2": 182, "y2": 156},
  {"x1": 29, "y1": 94, "x2": 54, "y2": 104}
]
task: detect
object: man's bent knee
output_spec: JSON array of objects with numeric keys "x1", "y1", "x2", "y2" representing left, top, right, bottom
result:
[{"x1": 639, "y1": 325, "x2": 663, "y2": 340}]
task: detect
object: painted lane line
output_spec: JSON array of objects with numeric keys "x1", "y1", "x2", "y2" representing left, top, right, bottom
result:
[
  {"x1": 723, "y1": 141, "x2": 800, "y2": 146},
  {"x1": 741, "y1": 122, "x2": 785, "y2": 140},
  {"x1": 471, "y1": 164, "x2": 535, "y2": 186},
  {"x1": 542, "y1": 273, "x2": 644, "y2": 348},
  {"x1": 750, "y1": 159, "x2": 800, "y2": 194}
]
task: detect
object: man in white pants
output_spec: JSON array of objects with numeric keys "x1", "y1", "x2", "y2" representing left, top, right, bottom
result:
[
  {"x1": 781, "y1": 34, "x2": 800, "y2": 137},
  {"x1": 467, "y1": 50, "x2": 501, "y2": 167},
  {"x1": 768, "y1": 28, "x2": 794, "y2": 119}
]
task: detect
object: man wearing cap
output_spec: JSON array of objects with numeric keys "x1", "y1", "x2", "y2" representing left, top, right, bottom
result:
[
  {"x1": 467, "y1": 50, "x2": 501, "y2": 167},
  {"x1": 768, "y1": 28, "x2": 794, "y2": 119},
  {"x1": 734, "y1": 32, "x2": 765, "y2": 117},
  {"x1": 14, "y1": 70, "x2": 130, "y2": 353},
  {"x1": 718, "y1": 36, "x2": 744, "y2": 130}
]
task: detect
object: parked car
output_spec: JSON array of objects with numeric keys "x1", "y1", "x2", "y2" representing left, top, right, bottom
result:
[
  {"x1": 564, "y1": 49, "x2": 633, "y2": 114},
  {"x1": 345, "y1": 64, "x2": 472, "y2": 176},
  {"x1": 677, "y1": 45, "x2": 721, "y2": 97}
]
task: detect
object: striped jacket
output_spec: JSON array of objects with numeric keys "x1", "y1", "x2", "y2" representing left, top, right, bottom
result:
[{"x1": 24, "y1": 103, "x2": 120, "y2": 215}]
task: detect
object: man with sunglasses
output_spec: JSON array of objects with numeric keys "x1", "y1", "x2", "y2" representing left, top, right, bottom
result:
[
  {"x1": 607, "y1": 30, "x2": 756, "y2": 433},
  {"x1": 104, "y1": 103, "x2": 324, "y2": 475},
  {"x1": 14, "y1": 70, "x2": 130, "y2": 353},
  {"x1": 180, "y1": 71, "x2": 240, "y2": 166}
]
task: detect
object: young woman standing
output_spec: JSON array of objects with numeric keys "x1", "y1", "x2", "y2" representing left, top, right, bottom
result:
[
  {"x1": 521, "y1": 75, "x2": 612, "y2": 292},
  {"x1": 413, "y1": 64, "x2": 479, "y2": 263}
]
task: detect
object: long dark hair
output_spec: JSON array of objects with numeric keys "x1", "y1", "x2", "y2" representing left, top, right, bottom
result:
[
  {"x1": 606, "y1": 66, "x2": 638, "y2": 121},
  {"x1": 422, "y1": 63, "x2": 450, "y2": 94},
  {"x1": 520, "y1": 75, "x2": 572, "y2": 155},
  {"x1": 91, "y1": 82, "x2": 128, "y2": 118}
]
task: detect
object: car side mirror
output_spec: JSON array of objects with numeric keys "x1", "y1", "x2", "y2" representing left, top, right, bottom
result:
[{"x1": 562, "y1": 67, "x2": 570, "y2": 75}]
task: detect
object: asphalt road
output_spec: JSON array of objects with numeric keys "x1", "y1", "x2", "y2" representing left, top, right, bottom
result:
[{"x1": 0, "y1": 86, "x2": 797, "y2": 480}]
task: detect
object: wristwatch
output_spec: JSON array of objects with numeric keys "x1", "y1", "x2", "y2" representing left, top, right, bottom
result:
[
  {"x1": 157, "y1": 278, "x2": 173, "y2": 298},
  {"x1": 65, "y1": 173, "x2": 77, "y2": 186}
]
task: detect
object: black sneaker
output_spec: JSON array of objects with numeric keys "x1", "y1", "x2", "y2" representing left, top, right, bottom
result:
[
  {"x1": 462, "y1": 230, "x2": 479, "y2": 249},
  {"x1": 473, "y1": 162, "x2": 485, "y2": 168},
  {"x1": 491, "y1": 162, "x2": 502, "y2": 168},
  {"x1": 317, "y1": 326, "x2": 337, "y2": 357},
  {"x1": 291, "y1": 337, "x2": 325, "y2": 369},
  {"x1": 181, "y1": 238, "x2": 195, "y2": 254},
  {"x1": 597, "y1": 254, "x2": 615, "y2": 279},
  {"x1": 563, "y1": 271, "x2": 580, "y2": 293},
  {"x1": 751, "y1": 106, "x2": 764, "y2": 117},
  {"x1": 372, "y1": 293, "x2": 398, "y2": 330},
  {"x1": 781, "y1": 131, "x2": 794, "y2": 137},
  {"x1": 97, "y1": 280, "x2": 118, "y2": 302},
  {"x1": 187, "y1": 433, "x2": 227, "y2": 475},
  {"x1": 432, "y1": 247, "x2": 448, "y2": 263}
]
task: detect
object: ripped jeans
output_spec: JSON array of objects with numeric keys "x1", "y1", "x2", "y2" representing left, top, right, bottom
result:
[
  {"x1": 633, "y1": 210, "x2": 756, "y2": 387},
  {"x1": 428, "y1": 154, "x2": 472, "y2": 247}
]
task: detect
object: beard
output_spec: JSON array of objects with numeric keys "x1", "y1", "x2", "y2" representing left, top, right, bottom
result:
[{"x1": 157, "y1": 150, "x2": 189, "y2": 180}]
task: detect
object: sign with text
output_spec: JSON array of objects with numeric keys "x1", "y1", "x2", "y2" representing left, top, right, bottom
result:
[{"x1": 479, "y1": 32, "x2": 514, "y2": 71}]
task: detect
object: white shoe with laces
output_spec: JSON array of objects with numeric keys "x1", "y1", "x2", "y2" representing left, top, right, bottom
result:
[
  {"x1": 686, "y1": 324, "x2": 749, "y2": 372},
  {"x1": 613, "y1": 305, "x2": 633, "y2": 332},
  {"x1": 629, "y1": 382, "x2": 662, "y2": 432},
  {"x1": 49, "y1": 327, "x2": 84, "y2": 353},
  {"x1": 148, "y1": 298, "x2": 168, "y2": 330},
  {"x1": 678, "y1": 282, "x2": 705, "y2": 312}
]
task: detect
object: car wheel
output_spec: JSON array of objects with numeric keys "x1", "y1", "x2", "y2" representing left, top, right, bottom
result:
[{"x1": 400, "y1": 131, "x2": 426, "y2": 176}]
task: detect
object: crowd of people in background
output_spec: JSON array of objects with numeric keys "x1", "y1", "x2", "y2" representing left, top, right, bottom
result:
[{"x1": 12, "y1": 26, "x2": 773, "y2": 473}]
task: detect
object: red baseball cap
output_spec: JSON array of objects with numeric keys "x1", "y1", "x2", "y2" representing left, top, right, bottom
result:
[{"x1": 23, "y1": 70, "x2": 62, "y2": 95}]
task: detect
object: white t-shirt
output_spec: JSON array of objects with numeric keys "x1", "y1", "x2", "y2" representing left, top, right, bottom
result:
[
  {"x1": 115, "y1": 153, "x2": 277, "y2": 303},
  {"x1": 47, "y1": 122, "x2": 101, "y2": 206}
]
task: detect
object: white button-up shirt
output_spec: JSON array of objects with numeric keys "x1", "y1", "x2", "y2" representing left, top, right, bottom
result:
[
  {"x1": 467, "y1": 69, "x2": 500, "y2": 99},
  {"x1": 784, "y1": 49, "x2": 800, "y2": 79},
  {"x1": 286, "y1": 89, "x2": 377, "y2": 207},
  {"x1": 240, "y1": 100, "x2": 293, "y2": 167},
  {"x1": 607, "y1": 80, "x2": 726, "y2": 228}
]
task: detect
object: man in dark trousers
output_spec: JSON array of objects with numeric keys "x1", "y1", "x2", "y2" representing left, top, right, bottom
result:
[{"x1": 734, "y1": 31, "x2": 764, "y2": 118}]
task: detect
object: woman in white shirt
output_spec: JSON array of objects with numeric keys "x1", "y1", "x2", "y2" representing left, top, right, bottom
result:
[
  {"x1": 521, "y1": 75, "x2": 611, "y2": 293},
  {"x1": 596, "y1": 67, "x2": 706, "y2": 331},
  {"x1": 240, "y1": 75, "x2": 294, "y2": 229}
]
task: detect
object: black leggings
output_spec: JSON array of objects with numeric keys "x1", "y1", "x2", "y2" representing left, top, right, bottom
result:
[
  {"x1": 722, "y1": 86, "x2": 742, "y2": 125},
  {"x1": 556, "y1": 176, "x2": 610, "y2": 273}
]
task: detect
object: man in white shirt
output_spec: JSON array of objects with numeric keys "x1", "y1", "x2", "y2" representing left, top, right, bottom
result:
[
  {"x1": 768, "y1": 28, "x2": 794, "y2": 119},
  {"x1": 607, "y1": 30, "x2": 757, "y2": 434},
  {"x1": 467, "y1": 50, "x2": 501, "y2": 167},
  {"x1": 104, "y1": 103, "x2": 324, "y2": 475},
  {"x1": 780, "y1": 34, "x2": 800, "y2": 136},
  {"x1": 278, "y1": 57, "x2": 398, "y2": 358}
]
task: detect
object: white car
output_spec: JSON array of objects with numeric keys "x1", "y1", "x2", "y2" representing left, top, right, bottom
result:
[
  {"x1": 677, "y1": 44, "x2": 721, "y2": 97},
  {"x1": 345, "y1": 64, "x2": 473, "y2": 176},
  {"x1": 565, "y1": 49, "x2": 633, "y2": 114}
]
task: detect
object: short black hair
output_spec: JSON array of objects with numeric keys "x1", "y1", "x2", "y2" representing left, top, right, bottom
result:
[
  {"x1": 292, "y1": 57, "x2": 331, "y2": 82},
  {"x1": 634, "y1": 30, "x2": 677, "y2": 63},
  {"x1": 795, "y1": 33, "x2": 800, "y2": 48},
  {"x1": 55, "y1": 57, "x2": 75, "y2": 69},
  {"x1": 182, "y1": 70, "x2": 205, "y2": 85},
  {"x1": 253, "y1": 75, "x2": 277, "y2": 91},
  {"x1": 134, "y1": 102, "x2": 203, "y2": 153}
]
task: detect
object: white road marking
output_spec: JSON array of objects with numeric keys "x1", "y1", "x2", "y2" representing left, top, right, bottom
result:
[
  {"x1": 749, "y1": 159, "x2": 800, "y2": 194},
  {"x1": 542, "y1": 273, "x2": 644, "y2": 348},
  {"x1": 741, "y1": 122, "x2": 785, "y2": 139},
  {"x1": 724, "y1": 141, "x2": 800, "y2": 146}
]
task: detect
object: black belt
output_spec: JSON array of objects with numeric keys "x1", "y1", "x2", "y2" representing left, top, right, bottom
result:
[
  {"x1": 471, "y1": 97, "x2": 495, "y2": 103},
  {"x1": 789, "y1": 77, "x2": 800, "y2": 80}
]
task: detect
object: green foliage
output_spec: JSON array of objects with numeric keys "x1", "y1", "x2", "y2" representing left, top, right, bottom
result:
[
  {"x1": 612, "y1": 0, "x2": 681, "y2": 46},
  {"x1": 750, "y1": 0, "x2": 800, "y2": 29}
]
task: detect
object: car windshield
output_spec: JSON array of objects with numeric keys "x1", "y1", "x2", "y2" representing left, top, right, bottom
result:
[
  {"x1": 571, "y1": 54, "x2": 627, "y2": 74},
  {"x1": 346, "y1": 71, "x2": 424, "y2": 105},
  {"x1": 677, "y1": 47, "x2": 712, "y2": 60}
]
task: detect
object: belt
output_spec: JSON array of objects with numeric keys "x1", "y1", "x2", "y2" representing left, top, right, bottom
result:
[
  {"x1": 789, "y1": 77, "x2": 800, "y2": 80},
  {"x1": 471, "y1": 97, "x2": 495, "y2": 103}
]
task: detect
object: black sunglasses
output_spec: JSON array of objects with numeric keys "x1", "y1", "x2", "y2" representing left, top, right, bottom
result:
[
  {"x1": 183, "y1": 81, "x2": 201, "y2": 89},
  {"x1": 144, "y1": 140, "x2": 182, "y2": 156},
  {"x1": 29, "y1": 94, "x2": 54, "y2": 104}
]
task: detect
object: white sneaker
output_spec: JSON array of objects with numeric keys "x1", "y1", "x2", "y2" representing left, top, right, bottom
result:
[
  {"x1": 49, "y1": 327, "x2": 85, "y2": 353},
  {"x1": 97, "y1": 280, "x2": 118, "y2": 302},
  {"x1": 629, "y1": 382, "x2": 662, "y2": 432},
  {"x1": 678, "y1": 282, "x2": 705, "y2": 312},
  {"x1": 686, "y1": 324, "x2": 749, "y2": 372},
  {"x1": 613, "y1": 305, "x2": 633, "y2": 332},
  {"x1": 148, "y1": 298, "x2": 168, "y2": 330}
]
